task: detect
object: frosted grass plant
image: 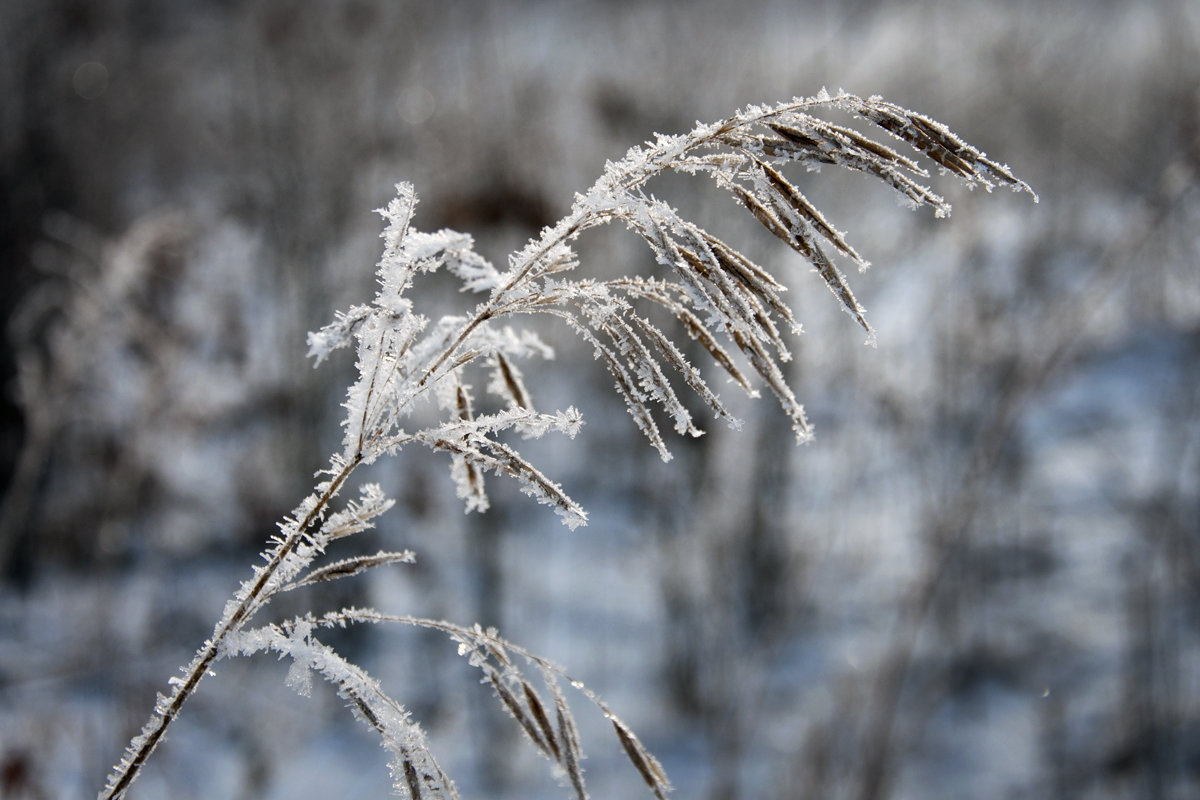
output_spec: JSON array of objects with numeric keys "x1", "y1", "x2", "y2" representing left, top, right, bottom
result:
[{"x1": 100, "y1": 91, "x2": 1034, "y2": 799}]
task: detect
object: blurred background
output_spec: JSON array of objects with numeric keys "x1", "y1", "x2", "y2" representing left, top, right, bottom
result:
[{"x1": 1, "y1": 0, "x2": 1198, "y2": 798}]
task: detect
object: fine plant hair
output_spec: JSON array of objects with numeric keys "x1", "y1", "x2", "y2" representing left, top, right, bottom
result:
[{"x1": 99, "y1": 90, "x2": 1034, "y2": 799}]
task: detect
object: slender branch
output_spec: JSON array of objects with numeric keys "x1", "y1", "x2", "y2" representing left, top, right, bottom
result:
[{"x1": 100, "y1": 455, "x2": 360, "y2": 800}]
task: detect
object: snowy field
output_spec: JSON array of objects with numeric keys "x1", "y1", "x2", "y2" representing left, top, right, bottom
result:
[{"x1": 2, "y1": 1, "x2": 1198, "y2": 798}]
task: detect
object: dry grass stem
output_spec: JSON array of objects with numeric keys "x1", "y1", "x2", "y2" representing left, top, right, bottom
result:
[{"x1": 99, "y1": 90, "x2": 1033, "y2": 800}]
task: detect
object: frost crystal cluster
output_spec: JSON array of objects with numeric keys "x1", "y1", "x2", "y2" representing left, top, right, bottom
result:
[{"x1": 100, "y1": 91, "x2": 1033, "y2": 800}]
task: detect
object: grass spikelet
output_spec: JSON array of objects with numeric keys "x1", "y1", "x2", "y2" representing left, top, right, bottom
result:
[
  {"x1": 401, "y1": 756, "x2": 423, "y2": 800},
  {"x1": 522, "y1": 680, "x2": 562, "y2": 761},
  {"x1": 289, "y1": 550, "x2": 416, "y2": 589},
  {"x1": 488, "y1": 672, "x2": 551, "y2": 756},
  {"x1": 549, "y1": 676, "x2": 587, "y2": 800},
  {"x1": 610, "y1": 716, "x2": 670, "y2": 800},
  {"x1": 495, "y1": 352, "x2": 532, "y2": 410},
  {"x1": 754, "y1": 157, "x2": 866, "y2": 267}
]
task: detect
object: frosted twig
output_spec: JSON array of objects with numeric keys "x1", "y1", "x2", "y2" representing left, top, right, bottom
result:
[{"x1": 100, "y1": 91, "x2": 1033, "y2": 800}]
